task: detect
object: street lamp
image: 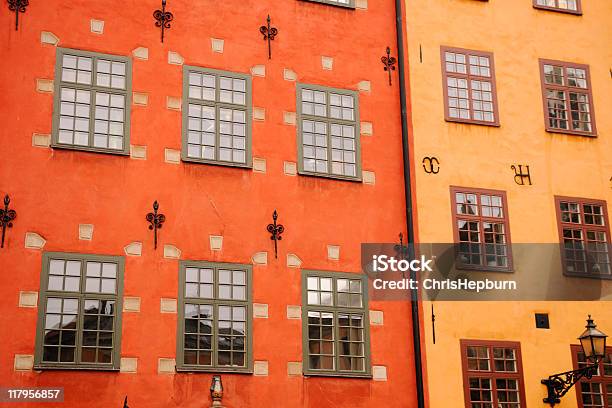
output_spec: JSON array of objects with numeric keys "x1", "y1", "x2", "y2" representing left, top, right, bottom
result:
[{"x1": 542, "y1": 316, "x2": 608, "y2": 407}]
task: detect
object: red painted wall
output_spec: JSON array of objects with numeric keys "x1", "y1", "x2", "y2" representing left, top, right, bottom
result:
[{"x1": 0, "y1": 0, "x2": 418, "y2": 406}]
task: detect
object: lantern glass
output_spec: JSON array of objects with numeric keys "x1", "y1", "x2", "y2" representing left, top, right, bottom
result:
[{"x1": 578, "y1": 317, "x2": 608, "y2": 363}]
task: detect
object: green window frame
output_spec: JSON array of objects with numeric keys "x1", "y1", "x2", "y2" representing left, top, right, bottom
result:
[
  {"x1": 34, "y1": 252, "x2": 124, "y2": 370},
  {"x1": 182, "y1": 66, "x2": 253, "y2": 168},
  {"x1": 300, "y1": 0, "x2": 356, "y2": 9},
  {"x1": 301, "y1": 270, "x2": 371, "y2": 378},
  {"x1": 51, "y1": 48, "x2": 132, "y2": 155},
  {"x1": 297, "y1": 83, "x2": 362, "y2": 181},
  {"x1": 177, "y1": 261, "x2": 253, "y2": 373}
]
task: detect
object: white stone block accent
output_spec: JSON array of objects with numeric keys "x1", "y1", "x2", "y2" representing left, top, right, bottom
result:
[
  {"x1": 287, "y1": 362, "x2": 302, "y2": 376},
  {"x1": 284, "y1": 68, "x2": 297, "y2": 81},
  {"x1": 360, "y1": 122, "x2": 373, "y2": 136},
  {"x1": 327, "y1": 245, "x2": 340, "y2": 261},
  {"x1": 133, "y1": 92, "x2": 148, "y2": 106},
  {"x1": 158, "y1": 358, "x2": 176, "y2": 374},
  {"x1": 120, "y1": 357, "x2": 138, "y2": 373},
  {"x1": 252, "y1": 252, "x2": 268, "y2": 265},
  {"x1": 160, "y1": 298, "x2": 177, "y2": 313},
  {"x1": 370, "y1": 310, "x2": 384, "y2": 326},
  {"x1": 253, "y1": 107, "x2": 266, "y2": 121},
  {"x1": 90, "y1": 19, "x2": 104, "y2": 34},
  {"x1": 253, "y1": 158, "x2": 266, "y2": 173},
  {"x1": 363, "y1": 170, "x2": 376, "y2": 185},
  {"x1": 355, "y1": 0, "x2": 368, "y2": 9},
  {"x1": 78, "y1": 224, "x2": 94, "y2": 240},
  {"x1": 358, "y1": 80, "x2": 371, "y2": 93},
  {"x1": 164, "y1": 148, "x2": 180, "y2": 164},
  {"x1": 19, "y1": 291, "x2": 38, "y2": 308},
  {"x1": 209, "y1": 235, "x2": 223, "y2": 251},
  {"x1": 211, "y1": 38, "x2": 224, "y2": 53},
  {"x1": 321, "y1": 56, "x2": 333, "y2": 71},
  {"x1": 130, "y1": 145, "x2": 147, "y2": 160},
  {"x1": 287, "y1": 254, "x2": 302, "y2": 268},
  {"x1": 36, "y1": 79, "x2": 53, "y2": 93},
  {"x1": 123, "y1": 297, "x2": 141, "y2": 312},
  {"x1": 287, "y1": 305, "x2": 301, "y2": 319},
  {"x1": 166, "y1": 96, "x2": 181, "y2": 111},
  {"x1": 373, "y1": 365, "x2": 388, "y2": 381},
  {"x1": 41, "y1": 31, "x2": 59, "y2": 46},
  {"x1": 32, "y1": 133, "x2": 51, "y2": 147},
  {"x1": 254, "y1": 360, "x2": 269, "y2": 376},
  {"x1": 253, "y1": 303, "x2": 269, "y2": 319},
  {"x1": 124, "y1": 242, "x2": 142, "y2": 257},
  {"x1": 14, "y1": 355, "x2": 34, "y2": 371},
  {"x1": 132, "y1": 47, "x2": 149, "y2": 60},
  {"x1": 163, "y1": 245, "x2": 181, "y2": 259},
  {"x1": 251, "y1": 65, "x2": 266, "y2": 77},
  {"x1": 283, "y1": 112, "x2": 296, "y2": 125},
  {"x1": 25, "y1": 232, "x2": 46, "y2": 250},
  {"x1": 284, "y1": 161, "x2": 297, "y2": 176},
  {"x1": 168, "y1": 51, "x2": 184, "y2": 65}
]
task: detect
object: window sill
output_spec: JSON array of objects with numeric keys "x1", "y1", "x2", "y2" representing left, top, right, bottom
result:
[
  {"x1": 545, "y1": 128, "x2": 597, "y2": 138},
  {"x1": 175, "y1": 366, "x2": 253, "y2": 374},
  {"x1": 445, "y1": 118, "x2": 501, "y2": 127},
  {"x1": 455, "y1": 263, "x2": 514, "y2": 273},
  {"x1": 181, "y1": 156, "x2": 253, "y2": 169},
  {"x1": 298, "y1": 0, "x2": 356, "y2": 10},
  {"x1": 33, "y1": 365, "x2": 120, "y2": 371},
  {"x1": 563, "y1": 272, "x2": 612, "y2": 281},
  {"x1": 298, "y1": 170, "x2": 363, "y2": 183},
  {"x1": 533, "y1": 5, "x2": 582, "y2": 16},
  {"x1": 51, "y1": 143, "x2": 130, "y2": 156},
  {"x1": 303, "y1": 370, "x2": 373, "y2": 379}
]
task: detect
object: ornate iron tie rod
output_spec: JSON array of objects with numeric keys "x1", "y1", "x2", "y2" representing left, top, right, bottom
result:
[
  {"x1": 259, "y1": 15, "x2": 278, "y2": 60},
  {"x1": 146, "y1": 201, "x2": 166, "y2": 249},
  {"x1": 153, "y1": 0, "x2": 173, "y2": 43},
  {"x1": 0, "y1": 194, "x2": 17, "y2": 248},
  {"x1": 266, "y1": 210, "x2": 284, "y2": 259},
  {"x1": 381, "y1": 46, "x2": 397, "y2": 86},
  {"x1": 7, "y1": 0, "x2": 29, "y2": 31}
]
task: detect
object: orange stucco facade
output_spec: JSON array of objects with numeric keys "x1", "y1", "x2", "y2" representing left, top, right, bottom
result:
[
  {"x1": 404, "y1": 0, "x2": 611, "y2": 407},
  {"x1": 0, "y1": 1, "x2": 421, "y2": 407}
]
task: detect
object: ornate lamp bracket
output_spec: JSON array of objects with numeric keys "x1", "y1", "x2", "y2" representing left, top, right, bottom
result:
[
  {"x1": 146, "y1": 201, "x2": 166, "y2": 250},
  {"x1": 259, "y1": 15, "x2": 278, "y2": 59},
  {"x1": 153, "y1": 0, "x2": 173, "y2": 43},
  {"x1": 8, "y1": 0, "x2": 28, "y2": 30},
  {"x1": 542, "y1": 364, "x2": 599, "y2": 406},
  {"x1": 266, "y1": 210, "x2": 284, "y2": 259},
  {"x1": 381, "y1": 46, "x2": 397, "y2": 86},
  {"x1": 0, "y1": 194, "x2": 17, "y2": 248}
]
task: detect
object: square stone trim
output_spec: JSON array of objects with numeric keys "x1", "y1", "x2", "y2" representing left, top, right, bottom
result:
[
  {"x1": 252, "y1": 252, "x2": 268, "y2": 266},
  {"x1": 369, "y1": 310, "x2": 384, "y2": 326},
  {"x1": 355, "y1": 0, "x2": 368, "y2": 9},
  {"x1": 283, "y1": 69, "x2": 297, "y2": 81},
  {"x1": 321, "y1": 56, "x2": 333, "y2": 71},
  {"x1": 78, "y1": 224, "x2": 94, "y2": 240},
  {"x1": 287, "y1": 305, "x2": 301, "y2": 320},
  {"x1": 253, "y1": 107, "x2": 266, "y2": 121},
  {"x1": 284, "y1": 161, "x2": 297, "y2": 176},
  {"x1": 120, "y1": 357, "x2": 138, "y2": 373},
  {"x1": 360, "y1": 122, "x2": 373, "y2": 136},
  {"x1": 32, "y1": 133, "x2": 51, "y2": 148},
  {"x1": 25, "y1": 232, "x2": 46, "y2": 250},
  {"x1": 124, "y1": 242, "x2": 142, "y2": 256},
  {"x1": 36, "y1": 79, "x2": 54, "y2": 93},
  {"x1": 373, "y1": 365, "x2": 387, "y2": 381},
  {"x1": 163, "y1": 245, "x2": 181, "y2": 259},
  {"x1": 132, "y1": 47, "x2": 149, "y2": 60},
  {"x1": 287, "y1": 362, "x2": 302, "y2": 376},
  {"x1": 363, "y1": 170, "x2": 376, "y2": 185},
  {"x1": 251, "y1": 65, "x2": 266, "y2": 77},
  {"x1": 287, "y1": 254, "x2": 302, "y2": 268},
  {"x1": 14, "y1": 354, "x2": 34, "y2": 371},
  {"x1": 253, "y1": 303, "x2": 269, "y2": 319},
  {"x1": 166, "y1": 96, "x2": 182, "y2": 111},
  {"x1": 130, "y1": 145, "x2": 147, "y2": 160},
  {"x1": 133, "y1": 92, "x2": 148, "y2": 106},
  {"x1": 41, "y1": 31, "x2": 59, "y2": 46},
  {"x1": 168, "y1": 51, "x2": 184, "y2": 65},
  {"x1": 158, "y1": 358, "x2": 176, "y2": 374},
  {"x1": 209, "y1": 235, "x2": 223, "y2": 251},
  {"x1": 283, "y1": 112, "x2": 296, "y2": 126},
  {"x1": 123, "y1": 297, "x2": 141, "y2": 312},
  {"x1": 358, "y1": 80, "x2": 371, "y2": 93},
  {"x1": 164, "y1": 148, "x2": 180, "y2": 164},
  {"x1": 211, "y1": 38, "x2": 224, "y2": 53},
  {"x1": 254, "y1": 360, "x2": 269, "y2": 376},
  {"x1": 160, "y1": 298, "x2": 177, "y2": 314},
  {"x1": 90, "y1": 19, "x2": 104, "y2": 34},
  {"x1": 327, "y1": 245, "x2": 340, "y2": 261},
  {"x1": 19, "y1": 291, "x2": 38, "y2": 308},
  {"x1": 253, "y1": 158, "x2": 267, "y2": 173}
]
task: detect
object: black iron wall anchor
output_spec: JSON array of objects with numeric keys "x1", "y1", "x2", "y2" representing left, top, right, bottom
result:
[
  {"x1": 7, "y1": 0, "x2": 28, "y2": 31},
  {"x1": 542, "y1": 364, "x2": 598, "y2": 406},
  {"x1": 153, "y1": 0, "x2": 173, "y2": 43},
  {"x1": 259, "y1": 15, "x2": 278, "y2": 60},
  {"x1": 266, "y1": 210, "x2": 284, "y2": 259},
  {"x1": 381, "y1": 46, "x2": 397, "y2": 86},
  {"x1": 123, "y1": 396, "x2": 129, "y2": 408},
  {"x1": 511, "y1": 164, "x2": 532, "y2": 185},
  {"x1": 422, "y1": 156, "x2": 440, "y2": 174},
  {"x1": 0, "y1": 194, "x2": 17, "y2": 248},
  {"x1": 146, "y1": 201, "x2": 166, "y2": 250}
]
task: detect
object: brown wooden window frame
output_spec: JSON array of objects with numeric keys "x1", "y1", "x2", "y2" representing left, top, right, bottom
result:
[
  {"x1": 554, "y1": 196, "x2": 611, "y2": 280},
  {"x1": 450, "y1": 186, "x2": 513, "y2": 272},
  {"x1": 539, "y1": 59, "x2": 596, "y2": 137},
  {"x1": 533, "y1": 0, "x2": 583, "y2": 15},
  {"x1": 460, "y1": 340, "x2": 527, "y2": 408},
  {"x1": 440, "y1": 46, "x2": 500, "y2": 127},
  {"x1": 571, "y1": 345, "x2": 612, "y2": 408}
]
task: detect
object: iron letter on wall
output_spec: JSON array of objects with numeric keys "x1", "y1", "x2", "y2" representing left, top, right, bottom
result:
[
  {"x1": 422, "y1": 157, "x2": 440, "y2": 174},
  {"x1": 511, "y1": 164, "x2": 532, "y2": 185}
]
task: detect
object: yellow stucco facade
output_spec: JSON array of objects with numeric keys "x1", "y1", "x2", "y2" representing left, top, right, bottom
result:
[{"x1": 404, "y1": 0, "x2": 612, "y2": 407}]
